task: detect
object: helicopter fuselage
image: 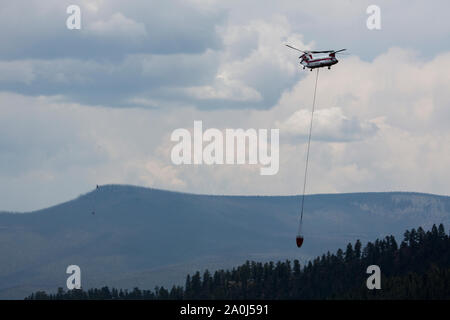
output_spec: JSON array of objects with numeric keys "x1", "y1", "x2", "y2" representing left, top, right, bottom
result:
[
  {"x1": 286, "y1": 44, "x2": 346, "y2": 70},
  {"x1": 300, "y1": 53, "x2": 338, "y2": 70}
]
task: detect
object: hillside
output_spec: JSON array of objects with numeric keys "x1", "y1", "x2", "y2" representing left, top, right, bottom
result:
[
  {"x1": 0, "y1": 185, "x2": 449, "y2": 299},
  {"x1": 26, "y1": 224, "x2": 450, "y2": 300}
]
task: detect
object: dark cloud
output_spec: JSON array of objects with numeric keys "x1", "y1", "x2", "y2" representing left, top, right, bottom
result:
[
  {"x1": 1, "y1": 0, "x2": 449, "y2": 111},
  {"x1": 0, "y1": 52, "x2": 220, "y2": 107},
  {"x1": 0, "y1": 0, "x2": 224, "y2": 60}
]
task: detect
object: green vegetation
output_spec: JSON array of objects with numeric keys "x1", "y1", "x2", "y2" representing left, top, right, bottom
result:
[{"x1": 26, "y1": 224, "x2": 450, "y2": 300}]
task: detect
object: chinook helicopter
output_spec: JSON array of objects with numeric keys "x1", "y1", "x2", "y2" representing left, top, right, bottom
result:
[
  {"x1": 286, "y1": 44, "x2": 346, "y2": 70},
  {"x1": 286, "y1": 44, "x2": 347, "y2": 248}
]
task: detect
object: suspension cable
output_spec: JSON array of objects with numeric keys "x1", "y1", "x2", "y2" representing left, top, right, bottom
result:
[{"x1": 299, "y1": 68, "x2": 319, "y2": 234}]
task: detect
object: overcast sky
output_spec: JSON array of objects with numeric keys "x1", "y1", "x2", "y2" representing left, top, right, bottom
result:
[{"x1": 1, "y1": 0, "x2": 449, "y2": 211}]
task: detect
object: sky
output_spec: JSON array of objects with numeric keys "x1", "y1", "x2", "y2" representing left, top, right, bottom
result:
[{"x1": 0, "y1": 0, "x2": 449, "y2": 211}]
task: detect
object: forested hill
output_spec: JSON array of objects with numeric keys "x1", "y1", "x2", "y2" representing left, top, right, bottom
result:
[
  {"x1": 27, "y1": 224, "x2": 450, "y2": 300},
  {"x1": 2, "y1": 186, "x2": 450, "y2": 299}
]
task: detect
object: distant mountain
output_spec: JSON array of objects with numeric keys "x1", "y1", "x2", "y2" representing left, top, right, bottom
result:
[{"x1": 0, "y1": 185, "x2": 449, "y2": 299}]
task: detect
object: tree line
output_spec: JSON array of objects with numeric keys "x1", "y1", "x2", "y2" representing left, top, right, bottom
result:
[{"x1": 26, "y1": 224, "x2": 450, "y2": 300}]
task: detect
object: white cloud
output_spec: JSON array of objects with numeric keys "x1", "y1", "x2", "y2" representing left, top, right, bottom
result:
[
  {"x1": 0, "y1": 1, "x2": 450, "y2": 211},
  {"x1": 141, "y1": 160, "x2": 186, "y2": 187},
  {"x1": 167, "y1": 16, "x2": 313, "y2": 107},
  {"x1": 2, "y1": 46, "x2": 450, "y2": 211},
  {"x1": 184, "y1": 75, "x2": 263, "y2": 102},
  {"x1": 200, "y1": 16, "x2": 311, "y2": 107},
  {"x1": 81, "y1": 0, "x2": 104, "y2": 13},
  {"x1": 276, "y1": 107, "x2": 378, "y2": 142},
  {"x1": 0, "y1": 61, "x2": 35, "y2": 84},
  {"x1": 87, "y1": 13, "x2": 147, "y2": 38}
]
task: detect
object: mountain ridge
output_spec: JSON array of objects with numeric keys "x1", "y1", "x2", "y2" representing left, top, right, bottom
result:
[
  {"x1": 0, "y1": 184, "x2": 449, "y2": 299},
  {"x1": 2, "y1": 184, "x2": 448, "y2": 215}
]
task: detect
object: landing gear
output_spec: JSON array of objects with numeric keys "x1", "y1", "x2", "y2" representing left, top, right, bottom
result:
[
  {"x1": 303, "y1": 66, "x2": 305, "y2": 70},
  {"x1": 328, "y1": 66, "x2": 331, "y2": 70}
]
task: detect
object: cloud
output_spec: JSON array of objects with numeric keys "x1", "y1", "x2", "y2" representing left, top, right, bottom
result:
[
  {"x1": 195, "y1": 16, "x2": 310, "y2": 109},
  {"x1": 0, "y1": 51, "x2": 220, "y2": 107},
  {"x1": 277, "y1": 107, "x2": 378, "y2": 142},
  {"x1": 0, "y1": 0, "x2": 223, "y2": 60},
  {"x1": 0, "y1": 13, "x2": 307, "y2": 109},
  {"x1": 1, "y1": 1, "x2": 449, "y2": 110},
  {"x1": 141, "y1": 160, "x2": 186, "y2": 188},
  {"x1": 1, "y1": 1, "x2": 450, "y2": 212},
  {"x1": 2, "y1": 44, "x2": 450, "y2": 212},
  {"x1": 87, "y1": 13, "x2": 147, "y2": 38},
  {"x1": 0, "y1": 60, "x2": 35, "y2": 84},
  {"x1": 184, "y1": 75, "x2": 263, "y2": 102}
]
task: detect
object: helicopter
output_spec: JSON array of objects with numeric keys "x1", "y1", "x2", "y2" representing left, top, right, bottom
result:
[{"x1": 286, "y1": 44, "x2": 346, "y2": 70}]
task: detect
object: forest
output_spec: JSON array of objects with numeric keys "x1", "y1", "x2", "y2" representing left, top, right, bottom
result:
[{"x1": 26, "y1": 224, "x2": 450, "y2": 300}]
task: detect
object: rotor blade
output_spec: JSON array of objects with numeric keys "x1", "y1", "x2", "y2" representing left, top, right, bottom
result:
[
  {"x1": 285, "y1": 44, "x2": 306, "y2": 53},
  {"x1": 333, "y1": 49, "x2": 347, "y2": 53}
]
